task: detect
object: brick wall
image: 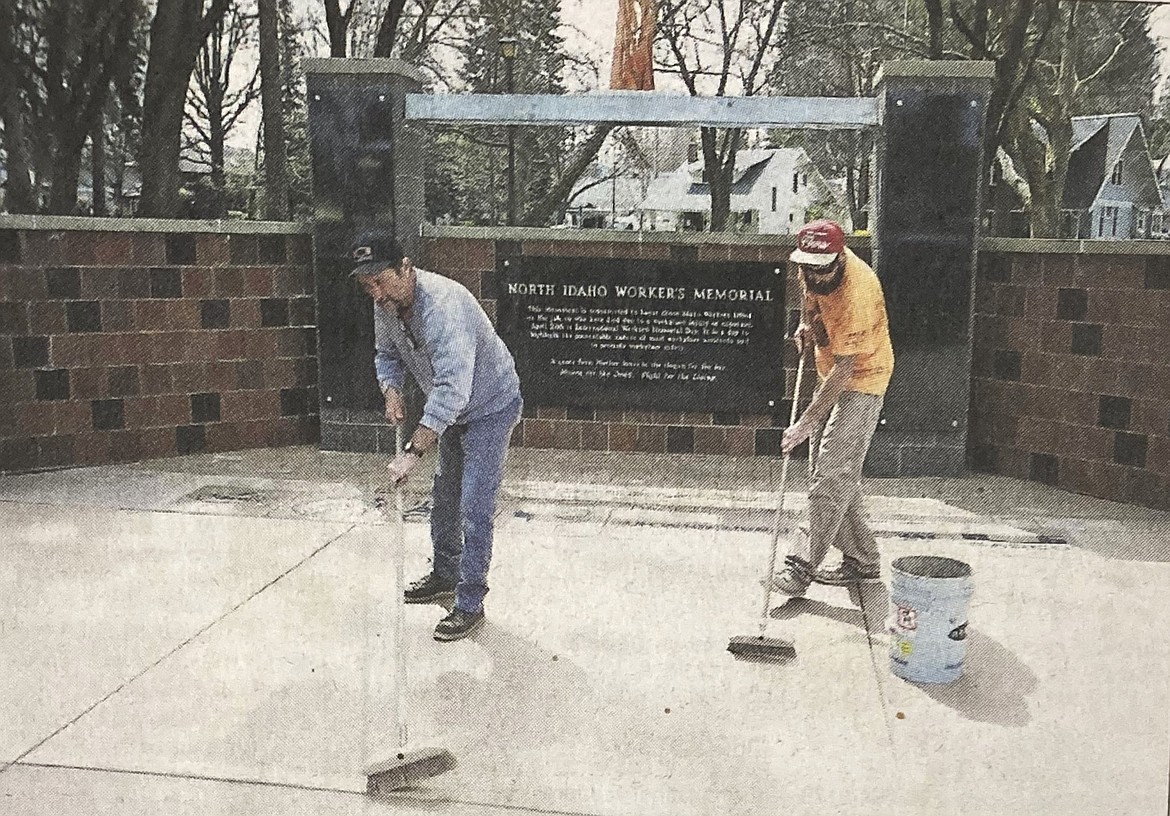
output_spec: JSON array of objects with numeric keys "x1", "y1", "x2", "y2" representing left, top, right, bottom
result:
[
  {"x1": 0, "y1": 225, "x2": 319, "y2": 473},
  {"x1": 420, "y1": 232, "x2": 824, "y2": 459},
  {"x1": 969, "y1": 250, "x2": 1170, "y2": 510}
]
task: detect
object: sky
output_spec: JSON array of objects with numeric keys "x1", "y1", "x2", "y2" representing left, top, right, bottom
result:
[{"x1": 228, "y1": 0, "x2": 1170, "y2": 148}]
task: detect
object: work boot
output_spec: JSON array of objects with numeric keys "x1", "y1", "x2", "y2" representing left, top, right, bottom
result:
[
  {"x1": 813, "y1": 556, "x2": 881, "y2": 586},
  {"x1": 771, "y1": 555, "x2": 813, "y2": 597},
  {"x1": 404, "y1": 572, "x2": 456, "y2": 604},
  {"x1": 434, "y1": 607, "x2": 485, "y2": 642}
]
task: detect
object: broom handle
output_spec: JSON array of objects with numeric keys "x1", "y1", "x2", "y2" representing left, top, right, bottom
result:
[
  {"x1": 760, "y1": 342, "x2": 808, "y2": 631},
  {"x1": 394, "y1": 426, "x2": 408, "y2": 750}
]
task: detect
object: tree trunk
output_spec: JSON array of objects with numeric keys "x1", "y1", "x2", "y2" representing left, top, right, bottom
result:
[
  {"x1": 92, "y1": 110, "x2": 107, "y2": 216},
  {"x1": 374, "y1": 0, "x2": 407, "y2": 58},
  {"x1": 924, "y1": 0, "x2": 945, "y2": 59},
  {"x1": 702, "y1": 127, "x2": 740, "y2": 232},
  {"x1": 258, "y1": 0, "x2": 288, "y2": 219},
  {"x1": 139, "y1": 0, "x2": 230, "y2": 217},
  {"x1": 323, "y1": 0, "x2": 348, "y2": 57},
  {"x1": 519, "y1": 125, "x2": 614, "y2": 226},
  {"x1": 47, "y1": 129, "x2": 87, "y2": 214}
]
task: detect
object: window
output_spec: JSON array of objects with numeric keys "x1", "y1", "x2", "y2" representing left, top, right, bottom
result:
[
  {"x1": 771, "y1": 186, "x2": 777, "y2": 212},
  {"x1": 1110, "y1": 160, "x2": 1123, "y2": 185},
  {"x1": 1137, "y1": 209, "x2": 1148, "y2": 237},
  {"x1": 801, "y1": 173, "x2": 808, "y2": 187},
  {"x1": 793, "y1": 173, "x2": 799, "y2": 194},
  {"x1": 1098, "y1": 206, "x2": 1120, "y2": 237}
]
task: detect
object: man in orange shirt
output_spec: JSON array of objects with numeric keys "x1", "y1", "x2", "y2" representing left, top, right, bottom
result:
[{"x1": 772, "y1": 219, "x2": 895, "y2": 595}]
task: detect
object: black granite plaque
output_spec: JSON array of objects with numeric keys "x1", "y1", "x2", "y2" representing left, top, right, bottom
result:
[{"x1": 497, "y1": 256, "x2": 785, "y2": 411}]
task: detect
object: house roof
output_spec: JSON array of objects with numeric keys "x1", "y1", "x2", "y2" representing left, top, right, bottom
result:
[
  {"x1": 1064, "y1": 113, "x2": 1160, "y2": 210},
  {"x1": 640, "y1": 148, "x2": 807, "y2": 212}
]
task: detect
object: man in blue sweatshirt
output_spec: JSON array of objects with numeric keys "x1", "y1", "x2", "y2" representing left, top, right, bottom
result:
[{"x1": 349, "y1": 230, "x2": 523, "y2": 642}]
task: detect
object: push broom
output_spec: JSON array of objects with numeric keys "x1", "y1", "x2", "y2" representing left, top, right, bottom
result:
[
  {"x1": 364, "y1": 427, "x2": 456, "y2": 794},
  {"x1": 727, "y1": 340, "x2": 808, "y2": 661}
]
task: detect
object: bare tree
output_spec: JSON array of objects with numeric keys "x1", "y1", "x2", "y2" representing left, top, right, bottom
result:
[
  {"x1": 323, "y1": 0, "x2": 359, "y2": 56},
  {"x1": 657, "y1": 0, "x2": 786, "y2": 231},
  {"x1": 0, "y1": 0, "x2": 37, "y2": 212},
  {"x1": 184, "y1": 0, "x2": 260, "y2": 217},
  {"x1": 138, "y1": 0, "x2": 232, "y2": 217},
  {"x1": 258, "y1": 0, "x2": 288, "y2": 218}
]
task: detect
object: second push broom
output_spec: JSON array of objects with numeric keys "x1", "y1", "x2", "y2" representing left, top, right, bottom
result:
[
  {"x1": 364, "y1": 427, "x2": 456, "y2": 794},
  {"x1": 727, "y1": 339, "x2": 809, "y2": 661}
]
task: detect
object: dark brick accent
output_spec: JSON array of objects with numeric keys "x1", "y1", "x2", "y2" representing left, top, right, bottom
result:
[
  {"x1": 1, "y1": 438, "x2": 37, "y2": 470},
  {"x1": 1070, "y1": 324, "x2": 1103, "y2": 356},
  {"x1": 191, "y1": 392, "x2": 222, "y2": 423},
  {"x1": 229, "y1": 235, "x2": 257, "y2": 265},
  {"x1": 280, "y1": 387, "x2": 312, "y2": 416},
  {"x1": 107, "y1": 366, "x2": 140, "y2": 396},
  {"x1": 671, "y1": 245, "x2": 699, "y2": 263},
  {"x1": 176, "y1": 424, "x2": 206, "y2": 454},
  {"x1": 66, "y1": 301, "x2": 103, "y2": 333},
  {"x1": 713, "y1": 411, "x2": 740, "y2": 426},
  {"x1": 200, "y1": 299, "x2": 231, "y2": 328},
  {"x1": 118, "y1": 269, "x2": 151, "y2": 298},
  {"x1": 91, "y1": 399, "x2": 125, "y2": 431},
  {"x1": 495, "y1": 239, "x2": 521, "y2": 258},
  {"x1": 289, "y1": 297, "x2": 315, "y2": 326},
  {"x1": 13, "y1": 336, "x2": 49, "y2": 368},
  {"x1": 1098, "y1": 395, "x2": 1131, "y2": 430},
  {"x1": 1145, "y1": 257, "x2": 1170, "y2": 290},
  {"x1": 258, "y1": 235, "x2": 287, "y2": 264},
  {"x1": 1029, "y1": 453, "x2": 1059, "y2": 485},
  {"x1": 150, "y1": 267, "x2": 183, "y2": 298},
  {"x1": 1056, "y1": 288, "x2": 1087, "y2": 320},
  {"x1": 0, "y1": 302, "x2": 26, "y2": 334},
  {"x1": 165, "y1": 234, "x2": 197, "y2": 265},
  {"x1": 566, "y1": 405, "x2": 594, "y2": 421},
  {"x1": 1113, "y1": 432, "x2": 1148, "y2": 468},
  {"x1": 260, "y1": 298, "x2": 290, "y2": 327},
  {"x1": 481, "y1": 266, "x2": 498, "y2": 299},
  {"x1": 35, "y1": 369, "x2": 70, "y2": 400},
  {"x1": 46, "y1": 267, "x2": 82, "y2": 299},
  {"x1": 993, "y1": 349, "x2": 1021, "y2": 381},
  {"x1": 666, "y1": 425, "x2": 695, "y2": 454},
  {"x1": 755, "y1": 428, "x2": 782, "y2": 456},
  {"x1": 0, "y1": 230, "x2": 20, "y2": 263}
]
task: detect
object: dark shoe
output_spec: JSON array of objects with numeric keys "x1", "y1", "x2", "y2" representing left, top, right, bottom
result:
[
  {"x1": 770, "y1": 555, "x2": 813, "y2": 597},
  {"x1": 434, "y1": 607, "x2": 485, "y2": 642},
  {"x1": 404, "y1": 572, "x2": 456, "y2": 604},
  {"x1": 813, "y1": 557, "x2": 881, "y2": 586}
]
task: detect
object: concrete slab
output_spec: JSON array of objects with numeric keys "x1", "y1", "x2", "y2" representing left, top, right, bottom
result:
[
  {"x1": 3, "y1": 452, "x2": 1168, "y2": 816},
  {"x1": 0, "y1": 501, "x2": 353, "y2": 766}
]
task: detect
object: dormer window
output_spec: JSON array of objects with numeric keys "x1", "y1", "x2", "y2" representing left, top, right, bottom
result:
[{"x1": 1110, "y1": 160, "x2": 1123, "y2": 185}]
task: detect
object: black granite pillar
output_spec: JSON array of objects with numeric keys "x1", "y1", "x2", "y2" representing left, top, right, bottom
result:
[
  {"x1": 868, "y1": 61, "x2": 994, "y2": 477},
  {"x1": 305, "y1": 58, "x2": 427, "y2": 453}
]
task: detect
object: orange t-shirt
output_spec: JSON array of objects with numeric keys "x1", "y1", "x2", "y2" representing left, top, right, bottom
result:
[{"x1": 806, "y1": 248, "x2": 894, "y2": 395}]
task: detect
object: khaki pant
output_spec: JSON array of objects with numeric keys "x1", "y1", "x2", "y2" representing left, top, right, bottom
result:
[{"x1": 791, "y1": 390, "x2": 884, "y2": 570}]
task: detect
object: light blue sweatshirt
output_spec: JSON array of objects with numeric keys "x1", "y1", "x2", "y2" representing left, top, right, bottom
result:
[{"x1": 374, "y1": 269, "x2": 520, "y2": 434}]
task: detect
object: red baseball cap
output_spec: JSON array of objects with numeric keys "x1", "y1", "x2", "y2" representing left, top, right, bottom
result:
[{"x1": 789, "y1": 219, "x2": 845, "y2": 266}]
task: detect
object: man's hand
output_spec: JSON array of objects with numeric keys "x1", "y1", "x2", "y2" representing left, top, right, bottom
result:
[
  {"x1": 793, "y1": 323, "x2": 814, "y2": 355},
  {"x1": 383, "y1": 387, "x2": 405, "y2": 424},
  {"x1": 387, "y1": 451, "x2": 420, "y2": 485},
  {"x1": 782, "y1": 417, "x2": 813, "y2": 455}
]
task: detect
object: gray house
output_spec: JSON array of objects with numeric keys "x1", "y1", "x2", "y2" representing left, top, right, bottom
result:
[{"x1": 1062, "y1": 113, "x2": 1160, "y2": 239}]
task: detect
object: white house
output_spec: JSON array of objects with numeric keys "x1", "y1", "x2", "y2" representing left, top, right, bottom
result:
[
  {"x1": 1062, "y1": 114, "x2": 1160, "y2": 239},
  {"x1": 637, "y1": 147, "x2": 851, "y2": 234}
]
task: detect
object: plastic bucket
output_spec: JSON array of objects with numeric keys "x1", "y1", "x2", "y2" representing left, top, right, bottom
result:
[{"x1": 888, "y1": 556, "x2": 973, "y2": 684}]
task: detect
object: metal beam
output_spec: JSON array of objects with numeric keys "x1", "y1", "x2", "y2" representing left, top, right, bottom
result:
[{"x1": 405, "y1": 93, "x2": 879, "y2": 129}]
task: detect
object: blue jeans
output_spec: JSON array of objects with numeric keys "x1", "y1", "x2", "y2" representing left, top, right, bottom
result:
[{"x1": 430, "y1": 395, "x2": 522, "y2": 614}]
